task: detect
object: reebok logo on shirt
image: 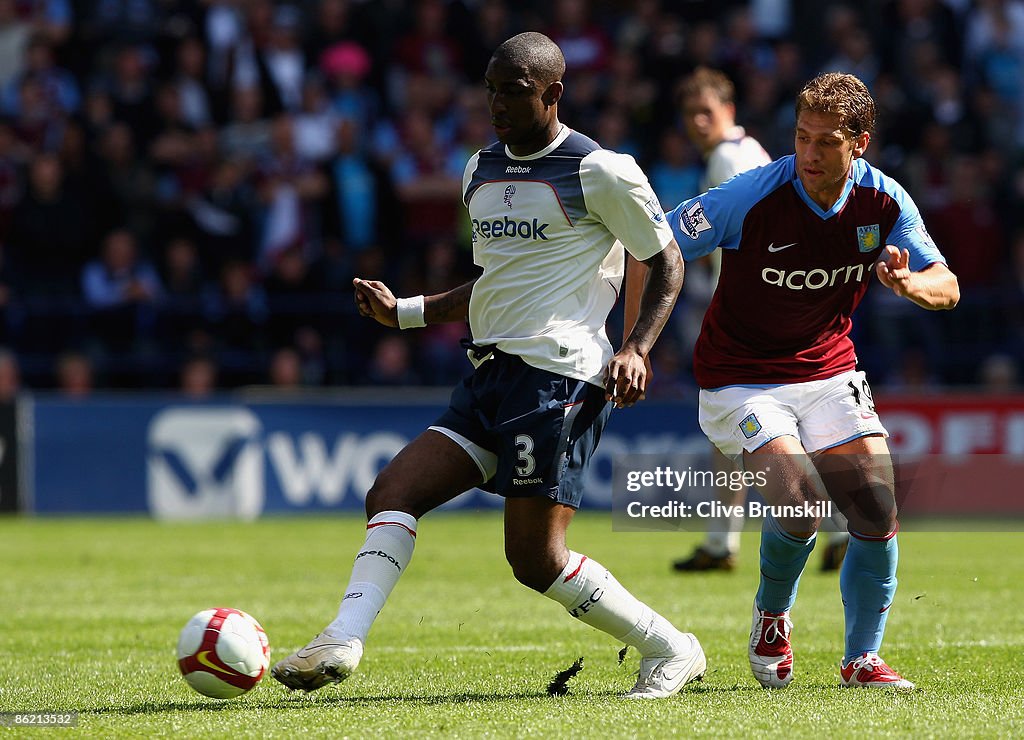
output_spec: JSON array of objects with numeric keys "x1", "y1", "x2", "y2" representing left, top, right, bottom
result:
[{"x1": 472, "y1": 216, "x2": 550, "y2": 241}]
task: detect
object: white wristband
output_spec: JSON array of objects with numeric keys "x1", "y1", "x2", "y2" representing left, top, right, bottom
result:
[{"x1": 396, "y1": 295, "x2": 426, "y2": 329}]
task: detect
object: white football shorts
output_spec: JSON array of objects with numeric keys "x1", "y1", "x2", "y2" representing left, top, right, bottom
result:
[{"x1": 698, "y1": 369, "x2": 888, "y2": 458}]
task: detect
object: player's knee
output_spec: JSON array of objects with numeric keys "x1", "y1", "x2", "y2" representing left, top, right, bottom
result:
[
  {"x1": 505, "y1": 542, "x2": 562, "y2": 592},
  {"x1": 364, "y1": 467, "x2": 414, "y2": 518},
  {"x1": 837, "y1": 489, "x2": 897, "y2": 535},
  {"x1": 364, "y1": 485, "x2": 393, "y2": 519},
  {"x1": 507, "y1": 559, "x2": 555, "y2": 592},
  {"x1": 847, "y1": 512, "x2": 898, "y2": 538}
]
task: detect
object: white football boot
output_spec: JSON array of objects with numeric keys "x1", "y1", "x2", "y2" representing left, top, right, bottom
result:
[
  {"x1": 625, "y1": 632, "x2": 706, "y2": 699},
  {"x1": 271, "y1": 634, "x2": 363, "y2": 692}
]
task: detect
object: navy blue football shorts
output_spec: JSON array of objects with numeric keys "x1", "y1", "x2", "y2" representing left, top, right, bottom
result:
[{"x1": 430, "y1": 348, "x2": 611, "y2": 508}]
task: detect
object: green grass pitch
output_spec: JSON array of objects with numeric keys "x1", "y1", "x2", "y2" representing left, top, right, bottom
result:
[{"x1": 1, "y1": 513, "x2": 1022, "y2": 737}]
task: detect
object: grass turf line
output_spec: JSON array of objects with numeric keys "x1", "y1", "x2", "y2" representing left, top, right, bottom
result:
[{"x1": 1, "y1": 513, "x2": 1022, "y2": 737}]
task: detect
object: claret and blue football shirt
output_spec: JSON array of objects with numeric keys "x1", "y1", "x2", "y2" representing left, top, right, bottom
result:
[{"x1": 668, "y1": 155, "x2": 947, "y2": 389}]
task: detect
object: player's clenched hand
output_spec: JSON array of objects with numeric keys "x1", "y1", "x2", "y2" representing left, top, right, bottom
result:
[
  {"x1": 353, "y1": 278, "x2": 399, "y2": 328},
  {"x1": 875, "y1": 245, "x2": 911, "y2": 297},
  {"x1": 603, "y1": 349, "x2": 649, "y2": 409}
]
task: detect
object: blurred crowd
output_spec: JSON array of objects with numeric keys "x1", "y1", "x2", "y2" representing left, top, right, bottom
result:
[{"x1": 0, "y1": 0, "x2": 1022, "y2": 397}]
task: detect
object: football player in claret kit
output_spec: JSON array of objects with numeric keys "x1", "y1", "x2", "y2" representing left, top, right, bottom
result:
[
  {"x1": 272, "y1": 32, "x2": 707, "y2": 699},
  {"x1": 671, "y1": 68, "x2": 851, "y2": 574},
  {"x1": 632, "y1": 72, "x2": 958, "y2": 690}
]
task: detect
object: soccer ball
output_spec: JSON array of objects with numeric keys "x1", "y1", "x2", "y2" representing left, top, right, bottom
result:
[{"x1": 176, "y1": 608, "x2": 270, "y2": 699}]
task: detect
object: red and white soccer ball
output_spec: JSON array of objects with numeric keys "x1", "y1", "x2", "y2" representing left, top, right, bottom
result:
[{"x1": 176, "y1": 607, "x2": 270, "y2": 699}]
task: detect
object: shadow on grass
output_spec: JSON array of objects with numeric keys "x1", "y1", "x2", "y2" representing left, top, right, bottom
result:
[
  {"x1": 85, "y1": 701, "x2": 241, "y2": 715},
  {"x1": 686, "y1": 681, "x2": 857, "y2": 694},
  {"x1": 85, "y1": 681, "x2": 771, "y2": 715},
  {"x1": 83, "y1": 691, "x2": 587, "y2": 715}
]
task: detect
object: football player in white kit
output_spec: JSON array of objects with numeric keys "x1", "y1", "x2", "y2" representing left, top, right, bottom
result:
[
  {"x1": 272, "y1": 32, "x2": 705, "y2": 699},
  {"x1": 670, "y1": 67, "x2": 774, "y2": 573}
]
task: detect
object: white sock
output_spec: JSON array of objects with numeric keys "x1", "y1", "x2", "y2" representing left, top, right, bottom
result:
[
  {"x1": 826, "y1": 529, "x2": 850, "y2": 545},
  {"x1": 705, "y1": 450, "x2": 743, "y2": 556},
  {"x1": 543, "y1": 551, "x2": 686, "y2": 657},
  {"x1": 826, "y1": 507, "x2": 850, "y2": 545},
  {"x1": 323, "y1": 510, "x2": 417, "y2": 642},
  {"x1": 704, "y1": 510, "x2": 743, "y2": 557}
]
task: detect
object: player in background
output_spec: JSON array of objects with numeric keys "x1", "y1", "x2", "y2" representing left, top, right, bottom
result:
[
  {"x1": 670, "y1": 67, "x2": 771, "y2": 573},
  {"x1": 631, "y1": 72, "x2": 958, "y2": 690},
  {"x1": 669, "y1": 68, "x2": 851, "y2": 574},
  {"x1": 272, "y1": 32, "x2": 706, "y2": 700}
]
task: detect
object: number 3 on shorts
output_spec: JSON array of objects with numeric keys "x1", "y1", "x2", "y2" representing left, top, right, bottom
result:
[{"x1": 515, "y1": 434, "x2": 536, "y2": 477}]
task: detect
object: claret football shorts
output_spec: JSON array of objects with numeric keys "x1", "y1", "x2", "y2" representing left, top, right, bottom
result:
[
  {"x1": 431, "y1": 349, "x2": 611, "y2": 507},
  {"x1": 698, "y1": 369, "x2": 888, "y2": 458}
]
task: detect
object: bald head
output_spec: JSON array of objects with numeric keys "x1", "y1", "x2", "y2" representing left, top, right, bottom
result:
[
  {"x1": 484, "y1": 32, "x2": 565, "y2": 154},
  {"x1": 492, "y1": 32, "x2": 565, "y2": 87}
]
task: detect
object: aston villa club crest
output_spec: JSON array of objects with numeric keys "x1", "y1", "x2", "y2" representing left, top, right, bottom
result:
[
  {"x1": 857, "y1": 224, "x2": 880, "y2": 252},
  {"x1": 739, "y1": 413, "x2": 762, "y2": 439},
  {"x1": 503, "y1": 184, "x2": 516, "y2": 209}
]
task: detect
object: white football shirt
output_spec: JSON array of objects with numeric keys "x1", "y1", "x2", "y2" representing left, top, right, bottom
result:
[
  {"x1": 702, "y1": 126, "x2": 772, "y2": 191},
  {"x1": 463, "y1": 126, "x2": 674, "y2": 386},
  {"x1": 700, "y1": 126, "x2": 772, "y2": 284}
]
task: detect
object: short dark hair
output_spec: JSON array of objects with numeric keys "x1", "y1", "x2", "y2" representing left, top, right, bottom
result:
[
  {"x1": 679, "y1": 67, "x2": 735, "y2": 106},
  {"x1": 492, "y1": 32, "x2": 565, "y2": 86},
  {"x1": 795, "y1": 72, "x2": 876, "y2": 137}
]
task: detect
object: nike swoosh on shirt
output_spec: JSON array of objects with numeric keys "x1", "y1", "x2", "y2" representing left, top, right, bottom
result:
[{"x1": 767, "y1": 242, "x2": 798, "y2": 252}]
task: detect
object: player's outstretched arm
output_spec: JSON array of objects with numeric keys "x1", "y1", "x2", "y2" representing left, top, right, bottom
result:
[
  {"x1": 606, "y1": 245, "x2": 684, "y2": 408},
  {"x1": 353, "y1": 278, "x2": 478, "y2": 328},
  {"x1": 874, "y1": 246, "x2": 959, "y2": 310}
]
